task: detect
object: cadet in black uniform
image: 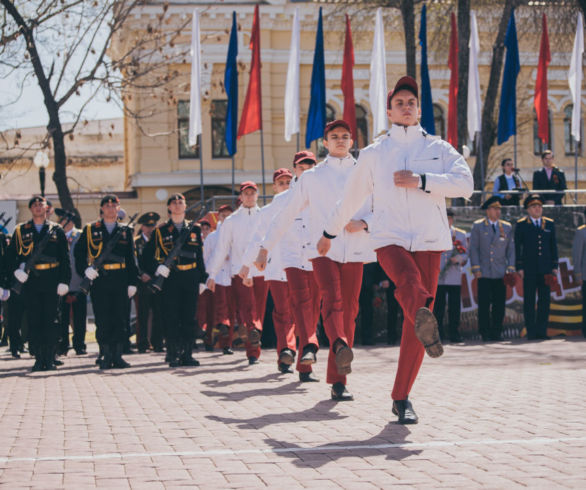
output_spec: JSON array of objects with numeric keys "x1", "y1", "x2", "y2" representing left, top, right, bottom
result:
[
  {"x1": 515, "y1": 194, "x2": 558, "y2": 340},
  {"x1": 143, "y1": 193, "x2": 207, "y2": 367},
  {"x1": 134, "y1": 212, "x2": 163, "y2": 353},
  {"x1": 7, "y1": 196, "x2": 71, "y2": 371},
  {"x1": 74, "y1": 195, "x2": 138, "y2": 369},
  {"x1": 0, "y1": 228, "x2": 11, "y2": 345}
]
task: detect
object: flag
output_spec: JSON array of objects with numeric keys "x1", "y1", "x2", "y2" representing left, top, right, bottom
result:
[
  {"x1": 284, "y1": 8, "x2": 300, "y2": 142},
  {"x1": 447, "y1": 12, "x2": 458, "y2": 147},
  {"x1": 305, "y1": 7, "x2": 326, "y2": 148},
  {"x1": 467, "y1": 11, "x2": 482, "y2": 140},
  {"x1": 342, "y1": 14, "x2": 357, "y2": 142},
  {"x1": 497, "y1": 10, "x2": 520, "y2": 145},
  {"x1": 188, "y1": 9, "x2": 202, "y2": 146},
  {"x1": 568, "y1": 13, "x2": 584, "y2": 142},
  {"x1": 369, "y1": 8, "x2": 388, "y2": 137},
  {"x1": 534, "y1": 13, "x2": 551, "y2": 145},
  {"x1": 419, "y1": 4, "x2": 435, "y2": 135},
  {"x1": 224, "y1": 11, "x2": 238, "y2": 155},
  {"x1": 238, "y1": 5, "x2": 262, "y2": 138}
]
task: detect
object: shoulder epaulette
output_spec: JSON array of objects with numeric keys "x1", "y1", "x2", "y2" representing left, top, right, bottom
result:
[
  {"x1": 500, "y1": 220, "x2": 511, "y2": 226},
  {"x1": 453, "y1": 227, "x2": 466, "y2": 234},
  {"x1": 578, "y1": 224, "x2": 586, "y2": 230},
  {"x1": 473, "y1": 218, "x2": 485, "y2": 224},
  {"x1": 517, "y1": 217, "x2": 527, "y2": 223},
  {"x1": 543, "y1": 217, "x2": 553, "y2": 222}
]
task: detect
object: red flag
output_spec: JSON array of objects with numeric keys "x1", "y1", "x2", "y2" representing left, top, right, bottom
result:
[
  {"x1": 534, "y1": 13, "x2": 551, "y2": 144},
  {"x1": 447, "y1": 12, "x2": 458, "y2": 148},
  {"x1": 238, "y1": 5, "x2": 262, "y2": 138},
  {"x1": 341, "y1": 14, "x2": 357, "y2": 142}
]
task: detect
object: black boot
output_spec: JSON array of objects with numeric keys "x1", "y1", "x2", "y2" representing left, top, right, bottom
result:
[
  {"x1": 95, "y1": 343, "x2": 103, "y2": 366},
  {"x1": 180, "y1": 342, "x2": 200, "y2": 367},
  {"x1": 45, "y1": 345, "x2": 57, "y2": 370},
  {"x1": 168, "y1": 342, "x2": 180, "y2": 367},
  {"x1": 99, "y1": 344, "x2": 112, "y2": 370},
  {"x1": 112, "y1": 343, "x2": 131, "y2": 369},
  {"x1": 32, "y1": 353, "x2": 44, "y2": 372}
]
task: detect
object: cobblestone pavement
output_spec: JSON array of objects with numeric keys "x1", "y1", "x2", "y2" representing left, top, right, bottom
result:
[{"x1": 1, "y1": 337, "x2": 586, "y2": 489}]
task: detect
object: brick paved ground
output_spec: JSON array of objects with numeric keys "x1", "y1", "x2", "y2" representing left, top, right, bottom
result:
[{"x1": 1, "y1": 337, "x2": 586, "y2": 489}]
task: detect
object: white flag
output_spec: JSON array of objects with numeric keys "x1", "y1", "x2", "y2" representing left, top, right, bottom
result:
[
  {"x1": 467, "y1": 11, "x2": 482, "y2": 140},
  {"x1": 284, "y1": 8, "x2": 300, "y2": 142},
  {"x1": 189, "y1": 9, "x2": 202, "y2": 146},
  {"x1": 568, "y1": 13, "x2": 584, "y2": 142},
  {"x1": 369, "y1": 8, "x2": 388, "y2": 137}
]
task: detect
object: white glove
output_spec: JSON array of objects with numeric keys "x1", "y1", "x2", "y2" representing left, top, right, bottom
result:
[
  {"x1": 199, "y1": 283, "x2": 206, "y2": 295},
  {"x1": 156, "y1": 264, "x2": 170, "y2": 278},
  {"x1": 128, "y1": 285, "x2": 137, "y2": 298},
  {"x1": 57, "y1": 283, "x2": 69, "y2": 296},
  {"x1": 0, "y1": 288, "x2": 9, "y2": 301},
  {"x1": 84, "y1": 267, "x2": 99, "y2": 280},
  {"x1": 14, "y1": 269, "x2": 28, "y2": 283}
]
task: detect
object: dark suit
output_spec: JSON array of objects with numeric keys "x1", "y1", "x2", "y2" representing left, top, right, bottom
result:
[
  {"x1": 532, "y1": 167, "x2": 567, "y2": 205},
  {"x1": 515, "y1": 216, "x2": 558, "y2": 339}
]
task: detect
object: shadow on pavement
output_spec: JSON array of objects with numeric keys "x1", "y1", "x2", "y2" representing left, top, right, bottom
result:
[{"x1": 201, "y1": 380, "x2": 307, "y2": 401}]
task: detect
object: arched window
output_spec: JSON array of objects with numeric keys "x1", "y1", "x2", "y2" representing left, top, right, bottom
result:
[
  {"x1": 433, "y1": 104, "x2": 445, "y2": 140},
  {"x1": 564, "y1": 105, "x2": 583, "y2": 156},
  {"x1": 317, "y1": 104, "x2": 336, "y2": 158},
  {"x1": 355, "y1": 104, "x2": 368, "y2": 149},
  {"x1": 533, "y1": 108, "x2": 552, "y2": 155}
]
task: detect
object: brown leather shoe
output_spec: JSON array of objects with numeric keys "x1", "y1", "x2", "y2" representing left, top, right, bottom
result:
[
  {"x1": 334, "y1": 344, "x2": 353, "y2": 375},
  {"x1": 300, "y1": 345, "x2": 317, "y2": 365},
  {"x1": 278, "y1": 348, "x2": 295, "y2": 365},
  {"x1": 248, "y1": 328, "x2": 261, "y2": 347},
  {"x1": 414, "y1": 307, "x2": 443, "y2": 358}
]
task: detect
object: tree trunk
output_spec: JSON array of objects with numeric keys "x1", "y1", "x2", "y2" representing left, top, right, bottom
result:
[
  {"x1": 1, "y1": 0, "x2": 74, "y2": 212},
  {"x1": 400, "y1": 0, "x2": 417, "y2": 78},
  {"x1": 457, "y1": 0, "x2": 470, "y2": 154}
]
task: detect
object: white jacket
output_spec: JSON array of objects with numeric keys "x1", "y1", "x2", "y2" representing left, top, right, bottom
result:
[
  {"x1": 262, "y1": 154, "x2": 376, "y2": 264},
  {"x1": 204, "y1": 223, "x2": 232, "y2": 287},
  {"x1": 325, "y1": 124, "x2": 474, "y2": 252},
  {"x1": 242, "y1": 192, "x2": 288, "y2": 282},
  {"x1": 207, "y1": 205, "x2": 263, "y2": 279}
]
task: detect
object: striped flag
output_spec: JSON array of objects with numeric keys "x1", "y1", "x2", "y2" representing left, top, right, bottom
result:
[
  {"x1": 284, "y1": 8, "x2": 300, "y2": 142},
  {"x1": 188, "y1": 9, "x2": 202, "y2": 146}
]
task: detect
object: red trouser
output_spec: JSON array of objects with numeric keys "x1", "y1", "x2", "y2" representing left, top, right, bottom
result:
[
  {"x1": 198, "y1": 289, "x2": 215, "y2": 345},
  {"x1": 268, "y1": 280, "x2": 296, "y2": 363},
  {"x1": 231, "y1": 275, "x2": 268, "y2": 359},
  {"x1": 286, "y1": 267, "x2": 320, "y2": 374},
  {"x1": 311, "y1": 257, "x2": 363, "y2": 385},
  {"x1": 214, "y1": 285, "x2": 235, "y2": 348},
  {"x1": 376, "y1": 245, "x2": 441, "y2": 401}
]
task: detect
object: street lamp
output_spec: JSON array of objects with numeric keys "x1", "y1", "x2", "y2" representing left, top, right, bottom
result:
[{"x1": 33, "y1": 150, "x2": 50, "y2": 197}]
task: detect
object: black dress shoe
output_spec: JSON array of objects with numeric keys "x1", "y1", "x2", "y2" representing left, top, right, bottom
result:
[
  {"x1": 299, "y1": 371, "x2": 319, "y2": 383},
  {"x1": 248, "y1": 356, "x2": 259, "y2": 365},
  {"x1": 278, "y1": 362, "x2": 294, "y2": 374},
  {"x1": 222, "y1": 347, "x2": 234, "y2": 355},
  {"x1": 278, "y1": 348, "x2": 295, "y2": 365},
  {"x1": 75, "y1": 349, "x2": 87, "y2": 355},
  {"x1": 392, "y1": 399, "x2": 418, "y2": 424},
  {"x1": 248, "y1": 328, "x2": 262, "y2": 347},
  {"x1": 330, "y1": 382, "x2": 353, "y2": 401},
  {"x1": 11, "y1": 351, "x2": 21, "y2": 359},
  {"x1": 300, "y1": 345, "x2": 317, "y2": 365}
]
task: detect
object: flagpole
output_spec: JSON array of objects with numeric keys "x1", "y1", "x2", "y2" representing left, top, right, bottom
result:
[
  {"x1": 575, "y1": 137, "x2": 579, "y2": 203},
  {"x1": 296, "y1": 133, "x2": 299, "y2": 153},
  {"x1": 477, "y1": 132, "x2": 484, "y2": 193},
  {"x1": 199, "y1": 139, "x2": 204, "y2": 206},
  {"x1": 260, "y1": 130, "x2": 267, "y2": 204},
  {"x1": 513, "y1": 133, "x2": 517, "y2": 170},
  {"x1": 231, "y1": 155, "x2": 235, "y2": 197}
]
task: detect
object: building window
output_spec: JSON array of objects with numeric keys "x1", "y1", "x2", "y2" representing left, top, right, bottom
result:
[
  {"x1": 178, "y1": 100, "x2": 199, "y2": 159},
  {"x1": 317, "y1": 104, "x2": 336, "y2": 158},
  {"x1": 211, "y1": 100, "x2": 230, "y2": 159},
  {"x1": 355, "y1": 104, "x2": 368, "y2": 149},
  {"x1": 533, "y1": 109, "x2": 552, "y2": 155},
  {"x1": 564, "y1": 105, "x2": 583, "y2": 156},
  {"x1": 433, "y1": 104, "x2": 445, "y2": 140}
]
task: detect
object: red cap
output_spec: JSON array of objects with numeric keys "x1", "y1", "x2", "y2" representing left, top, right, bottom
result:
[
  {"x1": 323, "y1": 119, "x2": 352, "y2": 139},
  {"x1": 387, "y1": 75, "x2": 419, "y2": 109},
  {"x1": 273, "y1": 168, "x2": 293, "y2": 183},
  {"x1": 293, "y1": 150, "x2": 317, "y2": 167},
  {"x1": 239, "y1": 181, "x2": 258, "y2": 193},
  {"x1": 217, "y1": 204, "x2": 233, "y2": 213},
  {"x1": 198, "y1": 219, "x2": 211, "y2": 227}
]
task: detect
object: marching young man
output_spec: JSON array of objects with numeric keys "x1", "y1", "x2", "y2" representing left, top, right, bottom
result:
[
  {"x1": 142, "y1": 194, "x2": 207, "y2": 367},
  {"x1": 318, "y1": 76, "x2": 474, "y2": 423},
  {"x1": 256, "y1": 120, "x2": 375, "y2": 401},
  {"x1": 207, "y1": 183, "x2": 268, "y2": 365}
]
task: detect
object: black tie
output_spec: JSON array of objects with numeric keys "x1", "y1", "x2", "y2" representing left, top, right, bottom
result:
[
  {"x1": 492, "y1": 224, "x2": 496, "y2": 233},
  {"x1": 535, "y1": 220, "x2": 540, "y2": 229}
]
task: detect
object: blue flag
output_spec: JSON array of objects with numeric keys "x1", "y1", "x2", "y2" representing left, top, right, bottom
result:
[
  {"x1": 497, "y1": 10, "x2": 520, "y2": 145},
  {"x1": 419, "y1": 4, "x2": 435, "y2": 135},
  {"x1": 224, "y1": 12, "x2": 238, "y2": 156},
  {"x1": 305, "y1": 7, "x2": 326, "y2": 148}
]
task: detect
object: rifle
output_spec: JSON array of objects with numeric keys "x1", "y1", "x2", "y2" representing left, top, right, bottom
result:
[
  {"x1": 11, "y1": 211, "x2": 76, "y2": 295},
  {"x1": 79, "y1": 213, "x2": 138, "y2": 295},
  {"x1": 149, "y1": 204, "x2": 202, "y2": 293}
]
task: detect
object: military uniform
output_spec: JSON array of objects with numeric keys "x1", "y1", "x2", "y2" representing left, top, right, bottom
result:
[
  {"x1": 74, "y1": 216, "x2": 138, "y2": 368},
  {"x1": 469, "y1": 214, "x2": 515, "y2": 341},
  {"x1": 142, "y1": 217, "x2": 207, "y2": 367},
  {"x1": 0, "y1": 231, "x2": 10, "y2": 346},
  {"x1": 515, "y1": 205, "x2": 558, "y2": 340},
  {"x1": 571, "y1": 223, "x2": 586, "y2": 337},
  {"x1": 7, "y1": 218, "x2": 71, "y2": 370}
]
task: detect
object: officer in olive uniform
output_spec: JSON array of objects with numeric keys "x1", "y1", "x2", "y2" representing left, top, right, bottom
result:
[
  {"x1": 515, "y1": 194, "x2": 558, "y2": 340},
  {"x1": 74, "y1": 195, "x2": 138, "y2": 369},
  {"x1": 134, "y1": 212, "x2": 164, "y2": 353},
  {"x1": 142, "y1": 194, "x2": 207, "y2": 367},
  {"x1": 7, "y1": 196, "x2": 71, "y2": 371},
  {"x1": 469, "y1": 196, "x2": 515, "y2": 341},
  {"x1": 571, "y1": 212, "x2": 586, "y2": 338}
]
